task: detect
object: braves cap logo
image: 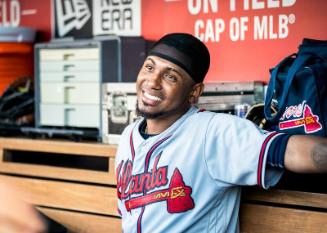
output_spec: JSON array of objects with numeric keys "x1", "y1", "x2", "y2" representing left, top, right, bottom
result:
[{"x1": 279, "y1": 102, "x2": 322, "y2": 133}]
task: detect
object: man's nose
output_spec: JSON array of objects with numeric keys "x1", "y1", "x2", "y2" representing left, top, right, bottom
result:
[{"x1": 147, "y1": 72, "x2": 162, "y2": 89}]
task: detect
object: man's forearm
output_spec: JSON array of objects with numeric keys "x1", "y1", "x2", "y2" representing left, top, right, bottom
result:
[
  {"x1": 311, "y1": 141, "x2": 327, "y2": 172},
  {"x1": 284, "y1": 135, "x2": 327, "y2": 173}
]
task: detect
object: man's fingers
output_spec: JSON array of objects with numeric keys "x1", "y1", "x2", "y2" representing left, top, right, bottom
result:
[{"x1": 0, "y1": 181, "x2": 46, "y2": 233}]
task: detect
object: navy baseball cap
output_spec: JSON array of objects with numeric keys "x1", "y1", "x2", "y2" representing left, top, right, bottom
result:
[{"x1": 148, "y1": 33, "x2": 210, "y2": 83}]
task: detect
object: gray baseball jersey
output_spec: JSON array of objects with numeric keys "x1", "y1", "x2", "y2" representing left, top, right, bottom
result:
[{"x1": 116, "y1": 106, "x2": 284, "y2": 233}]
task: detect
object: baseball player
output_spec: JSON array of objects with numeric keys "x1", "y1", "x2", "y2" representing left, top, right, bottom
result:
[{"x1": 115, "y1": 33, "x2": 327, "y2": 233}]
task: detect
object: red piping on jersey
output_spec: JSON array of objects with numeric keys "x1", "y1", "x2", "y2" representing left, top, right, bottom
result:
[
  {"x1": 144, "y1": 136, "x2": 171, "y2": 171},
  {"x1": 118, "y1": 127, "x2": 136, "y2": 201},
  {"x1": 130, "y1": 128, "x2": 136, "y2": 161},
  {"x1": 257, "y1": 132, "x2": 279, "y2": 187},
  {"x1": 137, "y1": 207, "x2": 145, "y2": 233},
  {"x1": 132, "y1": 135, "x2": 171, "y2": 233},
  {"x1": 117, "y1": 208, "x2": 122, "y2": 216}
]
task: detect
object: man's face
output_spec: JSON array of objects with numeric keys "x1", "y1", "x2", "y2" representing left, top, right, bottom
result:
[{"x1": 136, "y1": 56, "x2": 195, "y2": 119}]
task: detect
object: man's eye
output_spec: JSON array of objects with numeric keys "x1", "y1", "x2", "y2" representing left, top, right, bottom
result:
[
  {"x1": 163, "y1": 73, "x2": 177, "y2": 82},
  {"x1": 145, "y1": 64, "x2": 153, "y2": 71}
]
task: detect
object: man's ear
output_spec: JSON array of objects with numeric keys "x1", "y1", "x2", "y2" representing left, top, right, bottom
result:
[{"x1": 189, "y1": 83, "x2": 204, "y2": 104}]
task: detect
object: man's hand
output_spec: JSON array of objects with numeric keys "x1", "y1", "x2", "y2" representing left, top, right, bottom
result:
[
  {"x1": 284, "y1": 135, "x2": 327, "y2": 173},
  {"x1": 0, "y1": 181, "x2": 46, "y2": 233}
]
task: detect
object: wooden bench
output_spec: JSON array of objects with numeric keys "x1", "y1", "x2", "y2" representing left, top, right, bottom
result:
[
  {"x1": 241, "y1": 187, "x2": 327, "y2": 233},
  {"x1": 0, "y1": 137, "x2": 121, "y2": 233},
  {"x1": 0, "y1": 137, "x2": 326, "y2": 232}
]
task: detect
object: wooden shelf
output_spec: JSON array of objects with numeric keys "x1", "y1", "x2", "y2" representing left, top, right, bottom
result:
[
  {"x1": 0, "y1": 137, "x2": 120, "y2": 233},
  {"x1": 0, "y1": 138, "x2": 117, "y2": 157},
  {"x1": 242, "y1": 187, "x2": 327, "y2": 209},
  {"x1": 240, "y1": 203, "x2": 327, "y2": 233},
  {"x1": 240, "y1": 186, "x2": 327, "y2": 232},
  {"x1": 0, "y1": 138, "x2": 117, "y2": 185}
]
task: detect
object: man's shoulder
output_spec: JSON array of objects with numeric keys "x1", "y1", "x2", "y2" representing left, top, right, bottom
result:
[
  {"x1": 192, "y1": 110, "x2": 256, "y2": 134},
  {"x1": 191, "y1": 109, "x2": 233, "y2": 122}
]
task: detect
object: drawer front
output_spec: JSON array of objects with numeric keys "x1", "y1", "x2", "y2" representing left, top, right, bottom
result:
[
  {"x1": 40, "y1": 48, "x2": 99, "y2": 61},
  {"x1": 40, "y1": 60, "x2": 99, "y2": 72},
  {"x1": 40, "y1": 104, "x2": 65, "y2": 126},
  {"x1": 65, "y1": 105, "x2": 100, "y2": 127},
  {"x1": 40, "y1": 83, "x2": 100, "y2": 104},
  {"x1": 40, "y1": 71, "x2": 100, "y2": 82},
  {"x1": 40, "y1": 104, "x2": 100, "y2": 128}
]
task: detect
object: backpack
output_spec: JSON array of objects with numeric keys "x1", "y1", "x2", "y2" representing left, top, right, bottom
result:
[
  {"x1": 0, "y1": 77, "x2": 34, "y2": 125},
  {"x1": 264, "y1": 38, "x2": 327, "y2": 136}
]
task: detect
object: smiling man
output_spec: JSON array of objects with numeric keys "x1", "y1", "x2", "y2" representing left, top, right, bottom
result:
[{"x1": 115, "y1": 33, "x2": 327, "y2": 233}]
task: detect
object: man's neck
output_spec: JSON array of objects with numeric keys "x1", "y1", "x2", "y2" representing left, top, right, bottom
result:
[{"x1": 146, "y1": 107, "x2": 191, "y2": 134}]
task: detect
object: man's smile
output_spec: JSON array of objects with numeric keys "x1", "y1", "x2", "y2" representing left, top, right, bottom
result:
[{"x1": 141, "y1": 90, "x2": 163, "y2": 106}]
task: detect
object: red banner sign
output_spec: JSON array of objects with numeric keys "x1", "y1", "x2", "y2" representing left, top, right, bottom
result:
[
  {"x1": 141, "y1": 0, "x2": 327, "y2": 83},
  {"x1": 4, "y1": 0, "x2": 327, "y2": 83}
]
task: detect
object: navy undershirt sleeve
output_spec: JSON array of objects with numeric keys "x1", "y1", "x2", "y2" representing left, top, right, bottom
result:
[{"x1": 267, "y1": 134, "x2": 292, "y2": 168}]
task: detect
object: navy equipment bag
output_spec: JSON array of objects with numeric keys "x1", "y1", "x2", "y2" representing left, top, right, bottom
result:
[{"x1": 264, "y1": 38, "x2": 327, "y2": 136}]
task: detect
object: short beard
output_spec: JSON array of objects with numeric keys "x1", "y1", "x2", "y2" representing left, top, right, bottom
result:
[{"x1": 136, "y1": 102, "x2": 166, "y2": 119}]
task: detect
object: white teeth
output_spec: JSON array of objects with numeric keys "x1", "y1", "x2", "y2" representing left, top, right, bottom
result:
[{"x1": 144, "y1": 92, "x2": 162, "y2": 102}]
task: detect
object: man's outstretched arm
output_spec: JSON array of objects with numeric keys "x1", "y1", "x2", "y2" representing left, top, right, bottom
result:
[{"x1": 284, "y1": 135, "x2": 327, "y2": 173}]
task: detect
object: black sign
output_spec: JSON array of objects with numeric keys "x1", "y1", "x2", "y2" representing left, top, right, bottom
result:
[{"x1": 54, "y1": 0, "x2": 93, "y2": 38}]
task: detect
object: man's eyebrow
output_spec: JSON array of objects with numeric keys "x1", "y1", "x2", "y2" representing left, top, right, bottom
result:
[
  {"x1": 146, "y1": 57, "x2": 183, "y2": 77},
  {"x1": 167, "y1": 67, "x2": 183, "y2": 77},
  {"x1": 145, "y1": 57, "x2": 156, "y2": 64}
]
